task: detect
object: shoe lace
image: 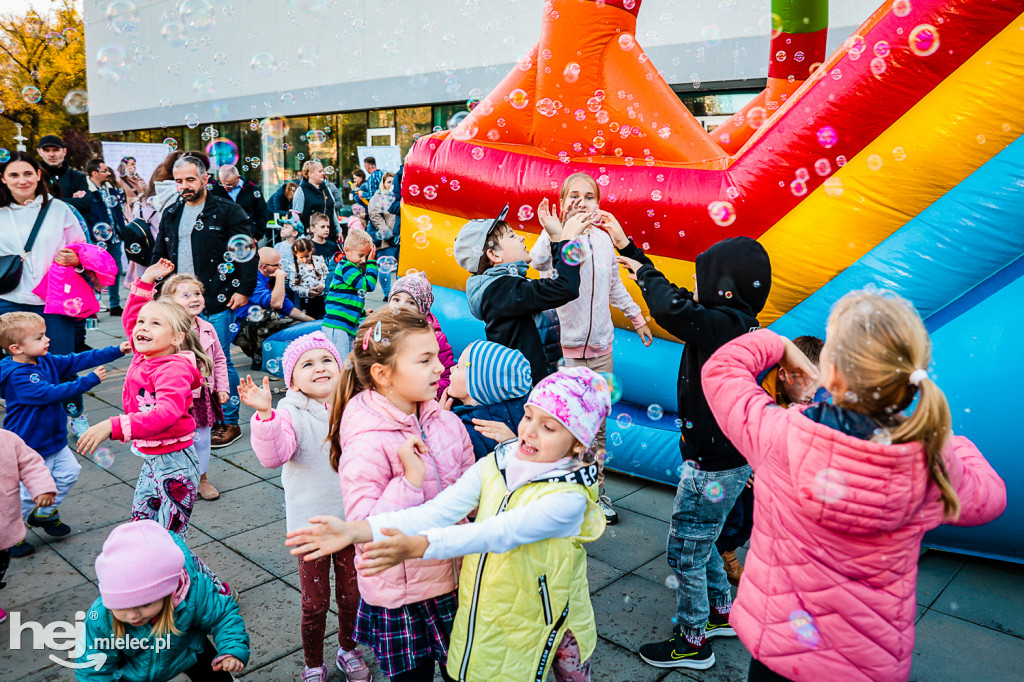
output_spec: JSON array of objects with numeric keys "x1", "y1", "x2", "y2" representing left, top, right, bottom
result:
[{"x1": 598, "y1": 494, "x2": 613, "y2": 507}]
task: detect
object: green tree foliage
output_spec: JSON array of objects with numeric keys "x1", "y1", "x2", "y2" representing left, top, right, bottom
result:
[{"x1": 0, "y1": 0, "x2": 96, "y2": 163}]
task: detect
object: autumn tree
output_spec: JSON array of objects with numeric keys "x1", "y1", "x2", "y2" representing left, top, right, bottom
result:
[{"x1": 0, "y1": 0, "x2": 95, "y2": 163}]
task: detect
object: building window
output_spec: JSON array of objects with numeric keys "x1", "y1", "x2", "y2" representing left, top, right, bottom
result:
[
  {"x1": 338, "y1": 111, "x2": 369, "y2": 180},
  {"x1": 396, "y1": 106, "x2": 432, "y2": 158}
]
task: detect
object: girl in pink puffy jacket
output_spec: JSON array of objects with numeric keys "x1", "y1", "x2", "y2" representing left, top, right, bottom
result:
[
  {"x1": 701, "y1": 289, "x2": 1006, "y2": 682},
  {"x1": 326, "y1": 307, "x2": 474, "y2": 681}
]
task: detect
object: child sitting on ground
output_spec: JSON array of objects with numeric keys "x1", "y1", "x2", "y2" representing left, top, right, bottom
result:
[
  {"x1": 454, "y1": 205, "x2": 588, "y2": 384},
  {"x1": 289, "y1": 237, "x2": 330, "y2": 320},
  {"x1": 445, "y1": 340, "x2": 533, "y2": 460},
  {"x1": 388, "y1": 273, "x2": 455, "y2": 398},
  {"x1": 287, "y1": 366, "x2": 612, "y2": 681},
  {"x1": 322, "y1": 229, "x2": 378, "y2": 357},
  {"x1": 0, "y1": 429, "x2": 56, "y2": 623},
  {"x1": 602, "y1": 214, "x2": 773, "y2": 671},
  {"x1": 77, "y1": 520, "x2": 249, "y2": 681},
  {"x1": 701, "y1": 289, "x2": 1006, "y2": 682},
  {"x1": 0, "y1": 312, "x2": 129, "y2": 557},
  {"x1": 240, "y1": 332, "x2": 369, "y2": 682}
]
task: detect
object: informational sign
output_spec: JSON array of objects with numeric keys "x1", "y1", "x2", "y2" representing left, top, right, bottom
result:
[
  {"x1": 357, "y1": 145, "x2": 402, "y2": 174},
  {"x1": 100, "y1": 141, "x2": 172, "y2": 185}
]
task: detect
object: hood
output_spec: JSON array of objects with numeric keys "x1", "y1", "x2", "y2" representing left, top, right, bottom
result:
[
  {"x1": 151, "y1": 180, "x2": 181, "y2": 213},
  {"x1": 338, "y1": 388, "x2": 442, "y2": 445},
  {"x1": 0, "y1": 356, "x2": 38, "y2": 391},
  {"x1": 140, "y1": 350, "x2": 204, "y2": 390},
  {"x1": 280, "y1": 388, "x2": 329, "y2": 416},
  {"x1": 788, "y1": 410, "x2": 931, "y2": 535},
  {"x1": 695, "y1": 236, "x2": 771, "y2": 315},
  {"x1": 390, "y1": 273, "x2": 434, "y2": 316},
  {"x1": 465, "y1": 261, "x2": 529, "y2": 320}
]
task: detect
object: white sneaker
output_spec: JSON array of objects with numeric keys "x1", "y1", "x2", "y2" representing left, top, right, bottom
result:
[{"x1": 597, "y1": 494, "x2": 619, "y2": 524}]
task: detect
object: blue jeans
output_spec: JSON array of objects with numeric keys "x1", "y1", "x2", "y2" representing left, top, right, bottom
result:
[
  {"x1": 377, "y1": 245, "x2": 398, "y2": 299},
  {"x1": 0, "y1": 299, "x2": 82, "y2": 415},
  {"x1": 203, "y1": 309, "x2": 240, "y2": 425},
  {"x1": 667, "y1": 461, "x2": 752, "y2": 640},
  {"x1": 107, "y1": 241, "x2": 123, "y2": 308}
]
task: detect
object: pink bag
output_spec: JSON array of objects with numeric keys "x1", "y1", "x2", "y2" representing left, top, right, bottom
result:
[{"x1": 32, "y1": 242, "x2": 117, "y2": 319}]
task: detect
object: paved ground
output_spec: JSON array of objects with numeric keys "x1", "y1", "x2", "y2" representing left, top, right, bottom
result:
[{"x1": 2, "y1": 303, "x2": 1023, "y2": 681}]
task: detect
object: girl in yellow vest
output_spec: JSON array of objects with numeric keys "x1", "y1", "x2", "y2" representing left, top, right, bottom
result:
[{"x1": 289, "y1": 366, "x2": 612, "y2": 681}]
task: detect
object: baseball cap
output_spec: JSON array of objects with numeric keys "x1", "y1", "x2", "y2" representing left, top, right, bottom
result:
[
  {"x1": 37, "y1": 135, "x2": 65, "y2": 149},
  {"x1": 453, "y1": 204, "x2": 509, "y2": 273}
]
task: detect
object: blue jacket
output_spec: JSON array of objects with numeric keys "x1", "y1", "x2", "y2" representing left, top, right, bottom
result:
[
  {"x1": 0, "y1": 345, "x2": 123, "y2": 457},
  {"x1": 234, "y1": 271, "x2": 295, "y2": 324},
  {"x1": 77, "y1": 532, "x2": 250, "y2": 682},
  {"x1": 454, "y1": 395, "x2": 528, "y2": 460}
]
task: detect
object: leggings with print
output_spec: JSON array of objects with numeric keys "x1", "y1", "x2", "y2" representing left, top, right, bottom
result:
[
  {"x1": 297, "y1": 546, "x2": 360, "y2": 667},
  {"x1": 131, "y1": 445, "x2": 200, "y2": 538},
  {"x1": 552, "y1": 630, "x2": 592, "y2": 682}
]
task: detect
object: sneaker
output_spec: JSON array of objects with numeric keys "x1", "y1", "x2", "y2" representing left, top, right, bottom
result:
[
  {"x1": 10, "y1": 540, "x2": 35, "y2": 557},
  {"x1": 71, "y1": 415, "x2": 91, "y2": 437},
  {"x1": 301, "y1": 664, "x2": 328, "y2": 681},
  {"x1": 722, "y1": 550, "x2": 744, "y2": 586},
  {"x1": 639, "y1": 630, "x2": 715, "y2": 670},
  {"x1": 211, "y1": 424, "x2": 242, "y2": 449},
  {"x1": 337, "y1": 647, "x2": 370, "y2": 680},
  {"x1": 198, "y1": 473, "x2": 220, "y2": 501},
  {"x1": 109, "y1": 306, "x2": 123, "y2": 316},
  {"x1": 597, "y1": 494, "x2": 619, "y2": 525},
  {"x1": 0, "y1": 606, "x2": 6, "y2": 624},
  {"x1": 27, "y1": 510, "x2": 72, "y2": 537},
  {"x1": 706, "y1": 610, "x2": 737, "y2": 639}
]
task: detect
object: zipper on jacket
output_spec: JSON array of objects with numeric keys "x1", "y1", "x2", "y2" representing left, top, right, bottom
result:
[
  {"x1": 534, "y1": 603, "x2": 570, "y2": 682},
  {"x1": 538, "y1": 575, "x2": 553, "y2": 625},
  {"x1": 459, "y1": 489, "x2": 516, "y2": 682},
  {"x1": 581, "y1": 235, "x2": 596, "y2": 359}
]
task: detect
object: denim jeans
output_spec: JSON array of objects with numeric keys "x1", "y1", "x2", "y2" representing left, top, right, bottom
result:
[
  {"x1": 0, "y1": 299, "x2": 82, "y2": 415},
  {"x1": 716, "y1": 485, "x2": 754, "y2": 555},
  {"x1": 667, "y1": 460, "x2": 752, "y2": 640},
  {"x1": 202, "y1": 309, "x2": 240, "y2": 425},
  {"x1": 376, "y1": 245, "x2": 399, "y2": 299}
]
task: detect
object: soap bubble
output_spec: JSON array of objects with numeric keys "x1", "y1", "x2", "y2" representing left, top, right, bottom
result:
[
  {"x1": 707, "y1": 200, "x2": 736, "y2": 227},
  {"x1": 814, "y1": 158, "x2": 832, "y2": 176},
  {"x1": 250, "y1": 51, "x2": 277, "y2": 75},
  {"x1": 185, "y1": 113, "x2": 200, "y2": 129},
  {"x1": 870, "y1": 58, "x2": 887, "y2": 76},
  {"x1": 205, "y1": 138, "x2": 238, "y2": 167},
  {"x1": 616, "y1": 413, "x2": 633, "y2": 429},
  {"x1": 704, "y1": 481, "x2": 725, "y2": 502},
  {"x1": 127, "y1": 243, "x2": 141, "y2": 254},
  {"x1": 62, "y1": 90, "x2": 89, "y2": 115},
  {"x1": 563, "y1": 62, "x2": 580, "y2": 82},
  {"x1": 260, "y1": 116, "x2": 289, "y2": 140},
  {"x1": 93, "y1": 448, "x2": 115, "y2": 469},
  {"x1": 412, "y1": 231, "x2": 430, "y2": 249},
  {"x1": 306, "y1": 129, "x2": 327, "y2": 144},
  {"x1": 789, "y1": 610, "x2": 821, "y2": 647},
  {"x1": 95, "y1": 46, "x2": 128, "y2": 80},
  {"x1": 823, "y1": 177, "x2": 844, "y2": 198},
  {"x1": 92, "y1": 223, "x2": 114, "y2": 242},
  {"x1": 598, "y1": 372, "x2": 623, "y2": 404},
  {"x1": 161, "y1": 21, "x2": 186, "y2": 46},
  {"x1": 247, "y1": 306, "x2": 265, "y2": 322},
  {"x1": 790, "y1": 180, "x2": 807, "y2": 197},
  {"x1": 266, "y1": 358, "x2": 281, "y2": 374},
  {"x1": 867, "y1": 154, "x2": 883, "y2": 171},
  {"x1": 226, "y1": 234, "x2": 256, "y2": 262},
  {"x1": 517, "y1": 205, "x2": 534, "y2": 221},
  {"x1": 377, "y1": 255, "x2": 398, "y2": 273},
  {"x1": 229, "y1": 323, "x2": 239, "y2": 333},
  {"x1": 163, "y1": 138, "x2": 178, "y2": 151},
  {"x1": 508, "y1": 88, "x2": 529, "y2": 110},
  {"x1": 0, "y1": 149, "x2": 8, "y2": 164},
  {"x1": 892, "y1": 0, "x2": 912, "y2": 18},
  {"x1": 816, "y1": 125, "x2": 838, "y2": 149},
  {"x1": 471, "y1": 146, "x2": 485, "y2": 161},
  {"x1": 617, "y1": 34, "x2": 635, "y2": 50},
  {"x1": 561, "y1": 240, "x2": 585, "y2": 265},
  {"x1": 909, "y1": 24, "x2": 939, "y2": 57},
  {"x1": 646, "y1": 404, "x2": 664, "y2": 420},
  {"x1": 179, "y1": 0, "x2": 216, "y2": 31},
  {"x1": 664, "y1": 574, "x2": 680, "y2": 590},
  {"x1": 609, "y1": 432, "x2": 623, "y2": 447},
  {"x1": 873, "y1": 40, "x2": 890, "y2": 59},
  {"x1": 812, "y1": 468, "x2": 848, "y2": 503},
  {"x1": 230, "y1": 396, "x2": 240, "y2": 406},
  {"x1": 22, "y1": 86, "x2": 41, "y2": 104},
  {"x1": 217, "y1": 263, "x2": 234, "y2": 275}
]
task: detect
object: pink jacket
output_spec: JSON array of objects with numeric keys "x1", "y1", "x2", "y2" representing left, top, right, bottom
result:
[
  {"x1": 110, "y1": 281, "x2": 202, "y2": 455},
  {"x1": 427, "y1": 312, "x2": 455, "y2": 398},
  {"x1": 337, "y1": 389, "x2": 474, "y2": 608},
  {"x1": 0, "y1": 429, "x2": 57, "y2": 548},
  {"x1": 32, "y1": 242, "x2": 117, "y2": 319},
  {"x1": 702, "y1": 330, "x2": 1007, "y2": 682},
  {"x1": 195, "y1": 316, "x2": 229, "y2": 394}
]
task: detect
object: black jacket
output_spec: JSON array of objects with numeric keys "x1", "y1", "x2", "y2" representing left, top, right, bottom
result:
[
  {"x1": 454, "y1": 395, "x2": 529, "y2": 460},
  {"x1": 210, "y1": 179, "x2": 269, "y2": 241},
  {"x1": 295, "y1": 179, "x2": 337, "y2": 232},
  {"x1": 40, "y1": 161, "x2": 90, "y2": 213},
  {"x1": 152, "y1": 193, "x2": 259, "y2": 316},
  {"x1": 623, "y1": 236, "x2": 771, "y2": 471},
  {"x1": 466, "y1": 240, "x2": 582, "y2": 384},
  {"x1": 80, "y1": 185, "x2": 127, "y2": 243}
]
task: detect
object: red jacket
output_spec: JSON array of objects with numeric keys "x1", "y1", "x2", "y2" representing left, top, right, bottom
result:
[{"x1": 702, "y1": 329, "x2": 1006, "y2": 682}]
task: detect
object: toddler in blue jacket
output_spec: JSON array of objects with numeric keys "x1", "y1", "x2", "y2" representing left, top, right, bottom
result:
[{"x1": 0, "y1": 312, "x2": 129, "y2": 555}]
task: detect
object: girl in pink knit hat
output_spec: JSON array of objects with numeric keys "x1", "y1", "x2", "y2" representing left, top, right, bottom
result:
[
  {"x1": 78, "y1": 520, "x2": 249, "y2": 681},
  {"x1": 288, "y1": 366, "x2": 613, "y2": 682},
  {"x1": 238, "y1": 331, "x2": 369, "y2": 682}
]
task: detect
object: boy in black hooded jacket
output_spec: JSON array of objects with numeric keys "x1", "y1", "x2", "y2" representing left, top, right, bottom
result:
[{"x1": 597, "y1": 211, "x2": 772, "y2": 671}]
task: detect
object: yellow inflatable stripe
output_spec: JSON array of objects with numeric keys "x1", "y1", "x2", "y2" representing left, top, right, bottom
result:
[{"x1": 758, "y1": 13, "x2": 1024, "y2": 324}]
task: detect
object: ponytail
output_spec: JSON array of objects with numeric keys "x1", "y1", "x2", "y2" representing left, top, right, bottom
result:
[{"x1": 328, "y1": 359, "x2": 364, "y2": 472}]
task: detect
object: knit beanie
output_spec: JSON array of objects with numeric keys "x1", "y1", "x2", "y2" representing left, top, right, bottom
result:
[
  {"x1": 389, "y1": 273, "x2": 434, "y2": 317},
  {"x1": 526, "y1": 367, "x2": 611, "y2": 447},
  {"x1": 95, "y1": 520, "x2": 185, "y2": 609},
  {"x1": 282, "y1": 331, "x2": 344, "y2": 386},
  {"x1": 465, "y1": 340, "x2": 532, "y2": 405}
]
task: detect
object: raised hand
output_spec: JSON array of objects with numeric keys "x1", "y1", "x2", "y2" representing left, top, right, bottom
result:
[
  {"x1": 472, "y1": 419, "x2": 516, "y2": 443},
  {"x1": 616, "y1": 255, "x2": 643, "y2": 281},
  {"x1": 597, "y1": 210, "x2": 630, "y2": 249},
  {"x1": 142, "y1": 258, "x2": 175, "y2": 284},
  {"x1": 561, "y1": 210, "x2": 598, "y2": 241},
  {"x1": 537, "y1": 198, "x2": 563, "y2": 239},
  {"x1": 238, "y1": 375, "x2": 273, "y2": 418},
  {"x1": 285, "y1": 515, "x2": 372, "y2": 561},
  {"x1": 92, "y1": 367, "x2": 107, "y2": 382}
]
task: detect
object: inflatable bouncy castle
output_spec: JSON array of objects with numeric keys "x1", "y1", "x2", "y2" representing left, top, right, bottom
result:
[{"x1": 395, "y1": 0, "x2": 1024, "y2": 561}]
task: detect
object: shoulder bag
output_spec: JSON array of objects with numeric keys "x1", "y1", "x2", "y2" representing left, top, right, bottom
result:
[{"x1": 0, "y1": 201, "x2": 52, "y2": 295}]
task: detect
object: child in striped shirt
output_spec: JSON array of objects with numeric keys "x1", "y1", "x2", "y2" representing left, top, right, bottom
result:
[{"x1": 322, "y1": 230, "x2": 378, "y2": 357}]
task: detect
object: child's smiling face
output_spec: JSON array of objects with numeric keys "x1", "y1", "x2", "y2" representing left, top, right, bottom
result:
[{"x1": 290, "y1": 348, "x2": 340, "y2": 400}]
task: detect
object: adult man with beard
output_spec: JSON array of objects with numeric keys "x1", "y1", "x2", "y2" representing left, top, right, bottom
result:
[
  {"x1": 36, "y1": 135, "x2": 89, "y2": 213},
  {"x1": 152, "y1": 154, "x2": 258, "y2": 448}
]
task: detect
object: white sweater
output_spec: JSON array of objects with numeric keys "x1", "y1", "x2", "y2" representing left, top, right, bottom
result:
[{"x1": 0, "y1": 198, "x2": 86, "y2": 305}]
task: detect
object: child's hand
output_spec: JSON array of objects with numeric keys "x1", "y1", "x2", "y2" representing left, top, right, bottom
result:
[
  {"x1": 779, "y1": 336, "x2": 821, "y2": 387},
  {"x1": 142, "y1": 258, "x2": 175, "y2": 284},
  {"x1": 217, "y1": 391, "x2": 229, "y2": 405},
  {"x1": 119, "y1": 341, "x2": 132, "y2": 354},
  {"x1": 636, "y1": 323, "x2": 653, "y2": 347},
  {"x1": 238, "y1": 375, "x2": 272, "y2": 418},
  {"x1": 438, "y1": 388, "x2": 454, "y2": 411},
  {"x1": 34, "y1": 492, "x2": 55, "y2": 508},
  {"x1": 537, "y1": 198, "x2": 563, "y2": 239},
  {"x1": 561, "y1": 210, "x2": 597, "y2": 242},
  {"x1": 472, "y1": 419, "x2": 516, "y2": 443},
  {"x1": 92, "y1": 367, "x2": 107, "y2": 382},
  {"x1": 212, "y1": 655, "x2": 245, "y2": 673},
  {"x1": 616, "y1": 255, "x2": 642, "y2": 281},
  {"x1": 357, "y1": 528, "x2": 429, "y2": 576},
  {"x1": 397, "y1": 436, "x2": 428, "y2": 488},
  {"x1": 77, "y1": 420, "x2": 113, "y2": 455},
  {"x1": 597, "y1": 210, "x2": 630, "y2": 249},
  {"x1": 286, "y1": 516, "x2": 372, "y2": 560}
]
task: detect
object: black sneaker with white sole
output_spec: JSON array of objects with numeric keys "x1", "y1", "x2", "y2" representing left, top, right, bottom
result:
[
  {"x1": 638, "y1": 630, "x2": 715, "y2": 669},
  {"x1": 597, "y1": 494, "x2": 619, "y2": 524},
  {"x1": 706, "y1": 610, "x2": 737, "y2": 639}
]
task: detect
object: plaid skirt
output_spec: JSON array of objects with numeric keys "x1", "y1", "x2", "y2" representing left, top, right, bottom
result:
[{"x1": 353, "y1": 591, "x2": 458, "y2": 678}]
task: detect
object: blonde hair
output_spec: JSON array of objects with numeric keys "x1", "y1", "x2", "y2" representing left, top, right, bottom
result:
[
  {"x1": 344, "y1": 228, "x2": 373, "y2": 252},
  {"x1": 309, "y1": 211, "x2": 330, "y2": 228},
  {"x1": 302, "y1": 159, "x2": 323, "y2": 176},
  {"x1": 327, "y1": 308, "x2": 434, "y2": 471},
  {"x1": 138, "y1": 300, "x2": 214, "y2": 378},
  {"x1": 159, "y1": 274, "x2": 204, "y2": 299},
  {"x1": 559, "y1": 172, "x2": 601, "y2": 206},
  {"x1": 0, "y1": 311, "x2": 45, "y2": 351},
  {"x1": 111, "y1": 594, "x2": 181, "y2": 640},
  {"x1": 826, "y1": 289, "x2": 959, "y2": 519}
]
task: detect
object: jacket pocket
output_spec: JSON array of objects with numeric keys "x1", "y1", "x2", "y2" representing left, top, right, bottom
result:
[{"x1": 538, "y1": 575, "x2": 553, "y2": 626}]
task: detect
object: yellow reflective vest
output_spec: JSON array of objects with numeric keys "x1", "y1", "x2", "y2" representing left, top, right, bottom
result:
[{"x1": 446, "y1": 443, "x2": 606, "y2": 681}]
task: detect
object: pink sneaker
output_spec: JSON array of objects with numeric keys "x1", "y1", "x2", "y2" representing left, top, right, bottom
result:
[
  {"x1": 301, "y1": 664, "x2": 328, "y2": 681},
  {"x1": 337, "y1": 647, "x2": 370, "y2": 681}
]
